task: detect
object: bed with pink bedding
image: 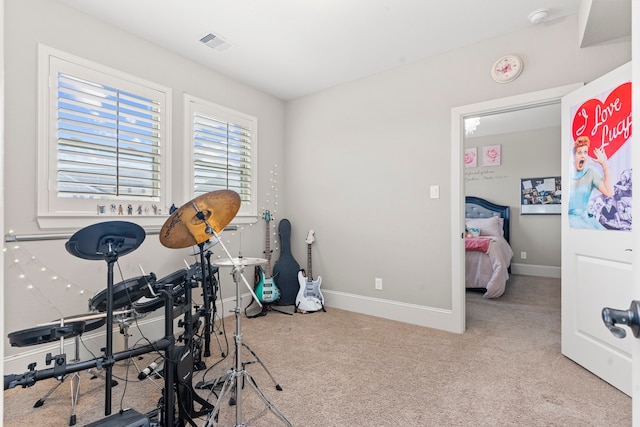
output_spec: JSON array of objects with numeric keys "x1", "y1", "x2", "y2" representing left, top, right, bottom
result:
[{"x1": 465, "y1": 196, "x2": 514, "y2": 298}]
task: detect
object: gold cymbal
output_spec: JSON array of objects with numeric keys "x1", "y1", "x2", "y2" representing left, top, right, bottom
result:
[{"x1": 159, "y1": 190, "x2": 240, "y2": 249}]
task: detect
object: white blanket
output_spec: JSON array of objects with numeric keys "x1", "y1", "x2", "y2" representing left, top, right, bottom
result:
[{"x1": 465, "y1": 236, "x2": 513, "y2": 298}]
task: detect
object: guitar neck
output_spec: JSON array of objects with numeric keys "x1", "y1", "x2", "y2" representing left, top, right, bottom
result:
[
  {"x1": 307, "y1": 243, "x2": 313, "y2": 280},
  {"x1": 265, "y1": 220, "x2": 272, "y2": 277}
]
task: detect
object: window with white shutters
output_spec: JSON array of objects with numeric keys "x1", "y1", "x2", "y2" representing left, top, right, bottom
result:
[
  {"x1": 186, "y1": 95, "x2": 256, "y2": 217},
  {"x1": 37, "y1": 45, "x2": 172, "y2": 228},
  {"x1": 56, "y1": 73, "x2": 161, "y2": 199}
]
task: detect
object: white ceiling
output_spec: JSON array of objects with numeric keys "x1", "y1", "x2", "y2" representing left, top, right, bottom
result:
[{"x1": 54, "y1": 0, "x2": 595, "y2": 101}]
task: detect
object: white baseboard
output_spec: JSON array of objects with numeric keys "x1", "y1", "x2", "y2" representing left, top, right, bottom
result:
[
  {"x1": 322, "y1": 290, "x2": 461, "y2": 333},
  {"x1": 510, "y1": 263, "x2": 561, "y2": 278}
]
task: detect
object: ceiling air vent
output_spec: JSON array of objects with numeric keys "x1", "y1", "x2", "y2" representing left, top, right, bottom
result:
[{"x1": 199, "y1": 33, "x2": 232, "y2": 52}]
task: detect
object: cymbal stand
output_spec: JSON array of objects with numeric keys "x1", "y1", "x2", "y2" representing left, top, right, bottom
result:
[
  {"x1": 202, "y1": 226, "x2": 291, "y2": 427},
  {"x1": 238, "y1": 342, "x2": 282, "y2": 393},
  {"x1": 196, "y1": 337, "x2": 282, "y2": 398}
]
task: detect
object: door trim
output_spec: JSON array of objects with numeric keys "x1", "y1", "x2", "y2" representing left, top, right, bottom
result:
[{"x1": 450, "y1": 83, "x2": 583, "y2": 333}]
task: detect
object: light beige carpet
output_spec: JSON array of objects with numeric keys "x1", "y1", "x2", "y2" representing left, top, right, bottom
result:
[{"x1": 3, "y1": 275, "x2": 631, "y2": 426}]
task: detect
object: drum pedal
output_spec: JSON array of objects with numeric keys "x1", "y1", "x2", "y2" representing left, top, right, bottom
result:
[
  {"x1": 83, "y1": 409, "x2": 150, "y2": 427},
  {"x1": 194, "y1": 375, "x2": 227, "y2": 391}
]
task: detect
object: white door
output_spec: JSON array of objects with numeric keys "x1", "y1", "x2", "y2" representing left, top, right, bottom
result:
[{"x1": 561, "y1": 61, "x2": 633, "y2": 395}]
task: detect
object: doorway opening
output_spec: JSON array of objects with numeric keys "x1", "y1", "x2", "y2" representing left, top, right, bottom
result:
[{"x1": 450, "y1": 83, "x2": 583, "y2": 332}]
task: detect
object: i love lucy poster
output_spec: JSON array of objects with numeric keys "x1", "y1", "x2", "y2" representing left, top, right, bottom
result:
[{"x1": 568, "y1": 81, "x2": 632, "y2": 231}]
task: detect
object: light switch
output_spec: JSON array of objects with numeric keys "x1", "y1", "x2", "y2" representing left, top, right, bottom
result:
[{"x1": 430, "y1": 185, "x2": 440, "y2": 199}]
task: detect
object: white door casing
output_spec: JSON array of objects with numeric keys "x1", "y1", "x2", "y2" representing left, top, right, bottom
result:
[
  {"x1": 561, "y1": 62, "x2": 633, "y2": 395},
  {"x1": 451, "y1": 83, "x2": 583, "y2": 333}
]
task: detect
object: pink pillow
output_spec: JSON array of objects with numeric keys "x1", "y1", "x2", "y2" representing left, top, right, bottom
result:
[{"x1": 465, "y1": 217, "x2": 504, "y2": 237}]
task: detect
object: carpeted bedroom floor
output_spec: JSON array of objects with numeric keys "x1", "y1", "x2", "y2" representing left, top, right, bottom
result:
[{"x1": 3, "y1": 274, "x2": 630, "y2": 426}]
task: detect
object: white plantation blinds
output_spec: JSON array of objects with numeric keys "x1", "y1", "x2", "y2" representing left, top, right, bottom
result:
[
  {"x1": 57, "y1": 73, "x2": 161, "y2": 199},
  {"x1": 38, "y1": 45, "x2": 171, "y2": 228},
  {"x1": 193, "y1": 113, "x2": 252, "y2": 201},
  {"x1": 187, "y1": 95, "x2": 256, "y2": 215}
]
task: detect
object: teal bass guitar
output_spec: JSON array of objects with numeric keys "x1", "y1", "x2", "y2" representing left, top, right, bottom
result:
[{"x1": 255, "y1": 210, "x2": 281, "y2": 304}]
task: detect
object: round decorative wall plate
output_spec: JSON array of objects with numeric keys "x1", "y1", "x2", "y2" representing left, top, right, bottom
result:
[{"x1": 491, "y1": 55, "x2": 523, "y2": 83}]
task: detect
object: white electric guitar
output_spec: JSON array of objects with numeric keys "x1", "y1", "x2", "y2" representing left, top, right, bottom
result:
[{"x1": 296, "y1": 230, "x2": 325, "y2": 313}]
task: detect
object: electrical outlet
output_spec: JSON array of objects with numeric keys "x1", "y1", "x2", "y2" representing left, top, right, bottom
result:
[
  {"x1": 520, "y1": 251, "x2": 527, "y2": 260},
  {"x1": 375, "y1": 277, "x2": 383, "y2": 290}
]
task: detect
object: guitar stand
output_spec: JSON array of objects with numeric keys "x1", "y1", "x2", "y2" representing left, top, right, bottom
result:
[
  {"x1": 266, "y1": 304, "x2": 295, "y2": 316},
  {"x1": 203, "y1": 229, "x2": 291, "y2": 427},
  {"x1": 246, "y1": 302, "x2": 294, "y2": 318}
]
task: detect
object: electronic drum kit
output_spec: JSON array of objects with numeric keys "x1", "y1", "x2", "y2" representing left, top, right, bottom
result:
[{"x1": 4, "y1": 190, "x2": 291, "y2": 427}]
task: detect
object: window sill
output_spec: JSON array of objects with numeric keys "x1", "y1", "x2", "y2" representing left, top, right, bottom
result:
[
  {"x1": 36, "y1": 213, "x2": 258, "y2": 234},
  {"x1": 36, "y1": 214, "x2": 169, "y2": 234}
]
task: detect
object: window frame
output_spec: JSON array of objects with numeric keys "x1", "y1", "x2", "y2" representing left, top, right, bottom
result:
[
  {"x1": 37, "y1": 44, "x2": 172, "y2": 230},
  {"x1": 184, "y1": 94, "x2": 258, "y2": 222}
]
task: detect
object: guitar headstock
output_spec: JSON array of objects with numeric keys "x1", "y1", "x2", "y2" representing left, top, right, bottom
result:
[
  {"x1": 263, "y1": 210, "x2": 272, "y2": 223},
  {"x1": 305, "y1": 229, "x2": 316, "y2": 245}
]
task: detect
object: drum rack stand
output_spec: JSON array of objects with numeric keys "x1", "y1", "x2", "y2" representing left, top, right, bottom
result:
[
  {"x1": 31, "y1": 311, "x2": 126, "y2": 426},
  {"x1": 32, "y1": 329, "x2": 82, "y2": 426},
  {"x1": 195, "y1": 242, "x2": 222, "y2": 363}
]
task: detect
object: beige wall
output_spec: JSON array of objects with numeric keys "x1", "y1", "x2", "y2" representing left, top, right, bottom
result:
[{"x1": 284, "y1": 15, "x2": 630, "y2": 312}]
